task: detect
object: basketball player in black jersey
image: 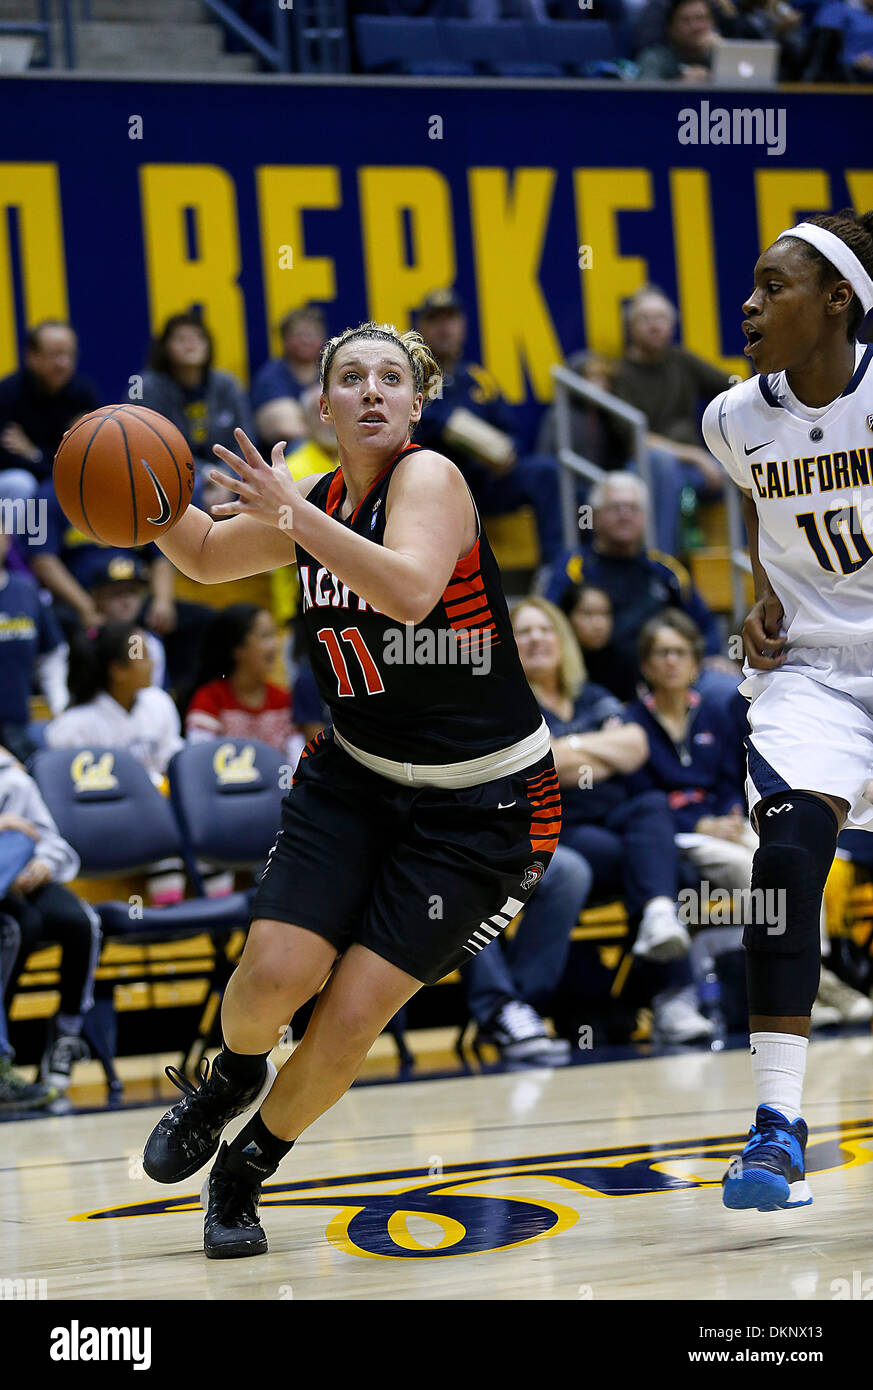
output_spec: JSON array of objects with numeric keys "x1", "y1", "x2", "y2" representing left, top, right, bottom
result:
[{"x1": 142, "y1": 321, "x2": 561, "y2": 1258}]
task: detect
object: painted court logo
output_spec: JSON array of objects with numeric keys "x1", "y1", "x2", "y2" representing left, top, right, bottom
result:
[{"x1": 72, "y1": 1119, "x2": 873, "y2": 1261}]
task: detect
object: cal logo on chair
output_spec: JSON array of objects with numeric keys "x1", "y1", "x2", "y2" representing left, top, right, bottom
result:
[
  {"x1": 70, "y1": 750, "x2": 118, "y2": 792},
  {"x1": 213, "y1": 743, "x2": 259, "y2": 786}
]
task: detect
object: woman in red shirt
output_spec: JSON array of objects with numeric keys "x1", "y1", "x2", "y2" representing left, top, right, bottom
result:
[{"x1": 184, "y1": 604, "x2": 301, "y2": 761}]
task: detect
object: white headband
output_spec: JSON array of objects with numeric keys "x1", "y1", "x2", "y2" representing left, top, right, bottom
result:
[{"x1": 776, "y1": 222, "x2": 873, "y2": 342}]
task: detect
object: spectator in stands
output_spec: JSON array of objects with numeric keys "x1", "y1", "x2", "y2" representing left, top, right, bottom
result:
[
  {"x1": 628, "y1": 612, "x2": 752, "y2": 883},
  {"x1": 270, "y1": 386, "x2": 341, "y2": 685},
  {"x1": 545, "y1": 473, "x2": 739, "y2": 706},
  {"x1": 140, "y1": 311, "x2": 253, "y2": 508},
  {"x1": 634, "y1": 0, "x2": 720, "y2": 77},
  {"x1": 251, "y1": 306, "x2": 327, "y2": 451},
  {"x1": 0, "y1": 527, "x2": 68, "y2": 762},
  {"x1": 88, "y1": 555, "x2": 167, "y2": 690},
  {"x1": 23, "y1": 482, "x2": 178, "y2": 641},
  {"x1": 45, "y1": 622, "x2": 182, "y2": 784},
  {"x1": 611, "y1": 286, "x2": 731, "y2": 555},
  {"x1": 566, "y1": 583, "x2": 639, "y2": 702},
  {"x1": 0, "y1": 744, "x2": 101, "y2": 1096},
  {"x1": 628, "y1": 612, "x2": 873, "y2": 1025},
  {"x1": 285, "y1": 382, "x2": 339, "y2": 481},
  {"x1": 0, "y1": 911, "x2": 56, "y2": 1110},
  {"x1": 463, "y1": 841, "x2": 592, "y2": 1064},
  {"x1": 535, "y1": 350, "x2": 632, "y2": 479},
  {"x1": 0, "y1": 321, "x2": 98, "y2": 502},
  {"x1": 413, "y1": 288, "x2": 564, "y2": 567},
  {"x1": 512, "y1": 597, "x2": 714, "y2": 1042},
  {"x1": 291, "y1": 657, "x2": 329, "y2": 743},
  {"x1": 184, "y1": 604, "x2": 302, "y2": 763},
  {"x1": 805, "y1": 0, "x2": 873, "y2": 80}
]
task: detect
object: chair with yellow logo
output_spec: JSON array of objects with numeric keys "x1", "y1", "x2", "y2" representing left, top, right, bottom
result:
[
  {"x1": 166, "y1": 739, "x2": 286, "y2": 895},
  {"x1": 29, "y1": 747, "x2": 260, "y2": 1090}
]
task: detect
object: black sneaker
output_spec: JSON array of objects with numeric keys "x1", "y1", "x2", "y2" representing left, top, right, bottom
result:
[
  {"x1": 41, "y1": 1032, "x2": 89, "y2": 1092},
  {"x1": 201, "y1": 1143, "x2": 268, "y2": 1259},
  {"x1": 143, "y1": 1055, "x2": 276, "y2": 1184},
  {"x1": 477, "y1": 1000, "x2": 571, "y2": 1064},
  {"x1": 0, "y1": 1057, "x2": 57, "y2": 1111}
]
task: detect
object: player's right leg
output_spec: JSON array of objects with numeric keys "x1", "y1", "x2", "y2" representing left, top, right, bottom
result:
[
  {"x1": 722, "y1": 788, "x2": 846, "y2": 1212},
  {"x1": 142, "y1": 921, "x2": 336, "y2": 1184}
]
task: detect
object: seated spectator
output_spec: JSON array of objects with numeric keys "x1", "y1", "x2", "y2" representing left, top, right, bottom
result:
[
  {"x1": 0, "y1": 321, "x2": 98, "y2": 502},
  {"x1": 270, "y1": 385, "x2": 341, "y2": 642},
  {"x1": 0, "y1": 745, "x2": 101, "y2": 1096},
  {"x1": 45, "y1": 623, "x2": 185, "y2": 905},
  {"x1": 628, "y1": 612, "x2": 753, "y2": 888},
  {"x1": 88, "y1": 555, "x2": 166, "y2": 690},
  {"x1": 45, "y1": 622, "x2": 182, "y2": 785},
  {"x1": 463, "y1": 841, "x2": 591, "y2": 1065},
  {"x1": 0, "y1": 527, "x2": 68, "y2": 762},
  {"x1": 719, "y1": 0, "x2": 806, "y2": 77},
  {"x1": 0, "y1": 910, "x2": 55, "y2": 1110},
  {"x1": 566, "y1": 583, "x2": 639, "y2": 702},
  {"x1": 285, "y1": 383, "x2": 339, "y2": 481},
  {"x1": 413, "y1": 288, "x2": 563, "y2": 567},
  {"x1": 184, "y1": 604, "x2": 302, "y2": 764},
  {"x1": 140, "y1": 311, "x2": 253, "y2": 509},
  {"x1": 546, "y1": 473, "x2": 739, "y2": 707},
  {"x1": 805, "y1": 0, "x2": 873, "y2": 80},
  {"x1": 22, "y1": 479, "x2": 178, "y2": 642},
  {"x1": 251, "y1": 306, "x2": 327, "y2": 451},
  {"x1": 512, "y1": 597, "x2": 714, "y2": 1043},
  {"x1": 535, "y1": 350, "x2": 633, "y2": 481},
  {"x1": 634, "y1": 0, "x2": 720, "y2": 77},
  {"x1": 291, "y1": 657, "x2": 330, "y2": 743},
  {"x1": 611, "y1": 286, "x2": 732, "y2": 555},
  {"x1": 628, "y1": 612, "x2": 872, "y2": 1025}
]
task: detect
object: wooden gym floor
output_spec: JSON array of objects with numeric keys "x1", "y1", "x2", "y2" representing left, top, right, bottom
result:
[{"x1": 2, "y1": 1032, "x2": 873, "y2": 1300}]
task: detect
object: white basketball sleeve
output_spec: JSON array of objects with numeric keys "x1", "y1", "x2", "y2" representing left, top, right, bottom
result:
[{"x1": 702, "y1": 392, "x2": 750, "y2": 492}]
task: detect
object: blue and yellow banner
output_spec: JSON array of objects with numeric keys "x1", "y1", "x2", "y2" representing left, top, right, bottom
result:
[{"x1": 0, "y1": 76, "x2": 870, "y2": 420}]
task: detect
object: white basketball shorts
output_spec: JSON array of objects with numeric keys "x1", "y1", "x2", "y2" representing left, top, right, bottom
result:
[{"x1": 740, "y1": 640, "x2": 873, "y2": 833}]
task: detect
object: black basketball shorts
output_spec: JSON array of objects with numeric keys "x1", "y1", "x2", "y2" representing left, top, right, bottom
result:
[{"x1": 251, "y1": 729, "x2": 561, "y2": 985}]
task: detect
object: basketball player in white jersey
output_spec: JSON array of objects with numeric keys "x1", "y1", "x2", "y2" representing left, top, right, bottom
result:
[{"x1": 701, "y1": 208, "x2": 873, "y2": 1211}]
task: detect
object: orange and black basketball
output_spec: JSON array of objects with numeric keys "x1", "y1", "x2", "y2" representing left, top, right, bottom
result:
[{"x1": 53, "y1": 404, "x2": 195, "y2": 547}]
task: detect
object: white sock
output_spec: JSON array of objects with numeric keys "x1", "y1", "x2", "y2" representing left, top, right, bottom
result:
[{"x1": 750, "y1": 1031, "x2": 808, "y2": 1124}]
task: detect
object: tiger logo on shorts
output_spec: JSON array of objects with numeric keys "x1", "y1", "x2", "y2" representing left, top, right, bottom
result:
[{"x1": 521, "y1": 861, "x2": 545, "y2": 891}]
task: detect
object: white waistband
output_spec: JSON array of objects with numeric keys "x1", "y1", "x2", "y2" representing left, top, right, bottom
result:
[{"x1": 333, "y1": 719, "x2": 551, "y2": 788}]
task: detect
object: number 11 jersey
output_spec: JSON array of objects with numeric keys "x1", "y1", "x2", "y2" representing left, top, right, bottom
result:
[{"x1": 294, "y1": 443, "x2": 544, "y2": 764}]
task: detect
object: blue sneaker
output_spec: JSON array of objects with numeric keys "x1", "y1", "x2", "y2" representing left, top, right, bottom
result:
[{"x1": 722, "y1": 1105, "x2": 813, "y2": 1211}]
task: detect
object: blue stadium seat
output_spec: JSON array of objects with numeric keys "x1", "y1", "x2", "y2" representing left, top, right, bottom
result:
[
  {"x1": 354, "y1": 16, "x2": 474, "y2": 75},
  {"x1": 30, "y1": 745, "x2": 258, "y2": 1084},
  {"x1": 533, "y1": 19, "x2": 616, "y2": 72},
  {"x1": 167, "y1": 738, "x2": 286, "y2": 889},
  {"x1": 440, "y1": 21, "x2": 564, "y2": 76}
]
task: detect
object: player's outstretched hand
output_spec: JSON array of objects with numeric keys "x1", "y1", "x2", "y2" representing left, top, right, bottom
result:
[
  {"x1": 743, "y1": 590, "x2": 787, "y2": 670},
  {"x1": 209, "y1": 429, "x2": 302, "y2": 534}
]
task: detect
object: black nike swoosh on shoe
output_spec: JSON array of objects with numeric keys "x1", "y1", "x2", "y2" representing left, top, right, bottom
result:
[
  {"x1": 142, "y1": 458, "x2": 172, "y2": 525},
  {"x1": 743, "y1": 440, "x2": 775, "y2": 456}
]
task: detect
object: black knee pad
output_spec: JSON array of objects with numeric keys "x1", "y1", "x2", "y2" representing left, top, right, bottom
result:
[{"x1": 744, "y1": 791, "x2": 838, "y2": 1016}]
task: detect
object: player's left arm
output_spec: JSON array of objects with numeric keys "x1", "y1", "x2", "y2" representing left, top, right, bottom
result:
[
  {"x1": 293, "y1": 451, "x2": 472, "y2": 623},
  {"x1": 212, "y1": 431, "x2": 473, "y2": 624}
]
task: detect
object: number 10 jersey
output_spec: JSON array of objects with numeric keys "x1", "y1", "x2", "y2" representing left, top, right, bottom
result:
[{"x1": 703, "y1": 342, "x2": 873, "y2": 647}]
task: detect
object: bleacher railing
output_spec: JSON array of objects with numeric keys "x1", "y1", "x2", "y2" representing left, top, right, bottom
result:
[
  {"x1": 199, "y1": 0, "x2": 291, "y2": 72},
  {"x1": 0, "y1": 0, "x2": 54, "y2": 68},
  {"x1": 727, "y1": 480, "x2": 754, "y2": 623},
  {"x1": 550, "y1": 363, "x2": 654, "y2": 550}
]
